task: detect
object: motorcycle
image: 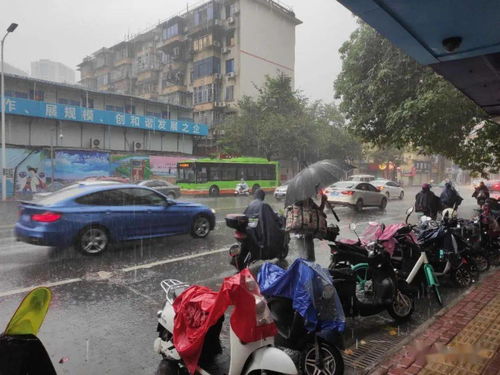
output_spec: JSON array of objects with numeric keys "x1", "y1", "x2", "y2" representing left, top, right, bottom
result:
[
  {"x1": 415, "y1": 208, "x2": 476, "y2": 288},
  {"x1": 225, "y1": 213, "x2": 289, "y2": 270},
  {"x1": 153, "y1": 269, "x2": 298, "y2": 375},
  {"x1": 328, "y1": 222, "x2": 415, "y2": 322},
  {"x1": 0, "y1": 287, "x2": 57, "y2": 375},
  {"x1": 234, "y1": 183, "x2": 250, "y2": 196},
  {"x1": 258, "y1": 258, "x2": 345, "y2": 375}
]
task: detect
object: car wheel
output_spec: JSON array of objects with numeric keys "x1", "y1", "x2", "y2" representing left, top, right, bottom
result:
[
  {"x1": 167, "y1": 192, "x2": 176, "y2": 200},
  {"x1": 208, "y1": 185, "x2": 219, "y2": 197},
  {"x1": 379, "y1": 197, "x2": 387, "y2": 210},
  {"x1": 251, "y1": 184, "x2": 260, "y2": 194},
  {"x1": 399, "y1": 191, "x2": 404, "y2": 200},
  {"x1": 355, "y1": 199, "x2": 363, "y2": 212},
  {"x1": 191, "y1": 215, "x2": 211, "y2": 238},
  {"x1": 77, "y1": 225, "x2": 109, "y2": 255}
]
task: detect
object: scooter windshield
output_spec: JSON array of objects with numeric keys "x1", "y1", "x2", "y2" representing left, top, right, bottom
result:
[
  {"x1": 4, "y1": 287, "x2": 52, "y2": 336},
  {"x1": 258, "y1": 258, "x2": 345, "y2": 333}
]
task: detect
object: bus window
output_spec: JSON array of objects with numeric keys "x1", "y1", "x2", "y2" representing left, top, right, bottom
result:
[
  {"x1": 177, "y1": 165, "x2": 195, "y2": 183},
  {"x1": 209, "y1": 165, "x2": 221, "y2": 181},
  {"x1": 196, "y1": 167, "x2": 208, "y2": 183},
  {"x1": 222, "y1": 166, "x2": 237, "y2": 181}
]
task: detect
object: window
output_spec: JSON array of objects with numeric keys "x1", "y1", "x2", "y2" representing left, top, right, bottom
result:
[
  {"x1": 355, "y1": 184, "x2": 367, "y2": 191},
  {"x1": 29, "y1": 89, "x2": 44, "y2": 101},
  {"x1": 75, "y1": 190, "x2": 125, "y2": 206},
  {"x1": 105, "y1": 105, "x2": 123, "y2": 112},
  {"x1": 225, "y1": 4, "x2": 234, "y2": 18},
  {"x1": 97, "y1": 74, "x2": 109, "y2": 86},
  {"x1": 193, "y1": 34, "x2": 213, "y2": 51},
  {"x1": 193, "y1": 84, "x2": 219, "y2": 104},
  {"x1": 125, "y1": 104, "x2": 136, "y2": 114},
  {"x1": 121, "y1": 188, "x2": 166, "y2": 206},
  {"x1": 177, "y1": 165, "x2": 195, "y2": 183},
  {"x1": 208, "y1": 165, "x2": 221, "y2": 181},
  {"x1": 58, "y1": 99, "x2": 80, "y2": 106},
  {"x1": 163, "y1": 23, "x2": 179, "y2": 40},
  {"x1": 5, "y1": 90, "x2": 28, "y2": 99},
  {"x1": 222, "y1": 166, "x2": 237, "y2": 181},
  {"x1": 226, "y1": 31, "x2": 235, "y2": 47},
  {"x1": 196, "y1": 167, "x2": 208, "y2": 183},
  {"x1": 193, "y1": 57, "x2": 220, "y2": 80},
  {"x1": 82, "y1": 97, "x2": 94, "y2": 108},
  {"x1": 225, "y1": 59, "x2": 234, "y2": 74},
  {"x1": 367, "y1": 184, "x2": 379, "y2": 192},
  {"x1": 225, "y1": 86, "x2": 234, "y2": 101}
]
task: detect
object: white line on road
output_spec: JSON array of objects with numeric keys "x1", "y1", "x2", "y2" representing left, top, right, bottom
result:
[
  {"x1": 121, "y1": 246, "x2": 229, "y2": 272},
  {"x1": 0, "y1": 278, "x2": 82, "y2": 298}
]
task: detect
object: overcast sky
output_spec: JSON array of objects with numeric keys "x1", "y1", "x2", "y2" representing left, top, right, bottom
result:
[{"x1": 2, "y1": 0, "x2": 357, "y2": 102}]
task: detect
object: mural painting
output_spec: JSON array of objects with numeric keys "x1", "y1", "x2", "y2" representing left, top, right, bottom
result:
[
  {"x1": 54, "y1": 150, "x2": 110, "y2": 181},
  {"x1": 109, "y1": 155, "x2": 151, "y2": 182}
]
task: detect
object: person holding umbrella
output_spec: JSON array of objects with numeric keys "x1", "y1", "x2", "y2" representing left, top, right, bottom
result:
[{"x1": 284, "y1": 160, "x2": 345, "y2": 262}]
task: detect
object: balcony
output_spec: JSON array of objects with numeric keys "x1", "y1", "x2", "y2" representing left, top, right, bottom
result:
[
  {"x1": 114, "y1": 57, "x2": 133, "y2": 67},
  {"x1": 192, "y1": 73, "x2": 222, "y2": 87},
  {"x1": 136, "y1": 70, "x2": 159, "y2": 82},
  {"x1": 186, "y1": 19, "x2": 224, "y2": 37},
  {"x1": 193, "y1": 101, "x2": 226, "y2": 112},
  {"x1": 158, "y1": 34, "x2": 187, "y2": 52},
  {"x1": 162, "y1": 85, "x2": 188, "y2": 95}
]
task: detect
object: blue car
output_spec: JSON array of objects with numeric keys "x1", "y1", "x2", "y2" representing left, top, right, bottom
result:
[{"x1": 15, "y1": 184, "x2": 216, "y2": 255}]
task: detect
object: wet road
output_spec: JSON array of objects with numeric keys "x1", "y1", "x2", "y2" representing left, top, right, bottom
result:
[{"x1": 0, "y1": 186, "x2": 479, "y2": 374}]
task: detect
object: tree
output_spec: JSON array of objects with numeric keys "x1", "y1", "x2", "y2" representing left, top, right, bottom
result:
[
  {"x1": 218, "y1": 74, "x2": 362, "y2": 165},
  {"x1": 334, "y1": 22, "x2": 499, "y2": 176}
]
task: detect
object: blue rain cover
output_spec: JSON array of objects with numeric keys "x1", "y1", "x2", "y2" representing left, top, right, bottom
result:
[{"x1": 258, "y1": 258, "x2": 345, "y2": 333}]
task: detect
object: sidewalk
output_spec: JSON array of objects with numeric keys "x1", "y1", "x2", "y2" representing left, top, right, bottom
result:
[{"x1": 370, "y1": 270, "x2": 500, "y2": 375}]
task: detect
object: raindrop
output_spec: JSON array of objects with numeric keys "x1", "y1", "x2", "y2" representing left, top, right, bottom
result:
[{"x1": 85, "y1": 339, "x2": 89, "y2": 362}]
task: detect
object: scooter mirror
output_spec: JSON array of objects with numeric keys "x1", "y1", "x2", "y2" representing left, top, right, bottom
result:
[
  {"x1": 229, "y1": 244, "x2": 241, "y2": 257},
  {"x1": 349, "y1": 223, "x2": 357, "y2": 231},
  {"x1": 406, "y1": 206, "x2": 414, "y2": 215}
]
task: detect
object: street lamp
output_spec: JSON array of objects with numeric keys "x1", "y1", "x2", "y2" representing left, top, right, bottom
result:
[{"x1": 1, "y1": 22, "x2": 18, "y2": 201}]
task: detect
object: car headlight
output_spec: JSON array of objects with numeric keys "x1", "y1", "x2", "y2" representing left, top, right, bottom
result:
[{"x1": 211, "y1": 209, "x2": 216, "y2": 214}]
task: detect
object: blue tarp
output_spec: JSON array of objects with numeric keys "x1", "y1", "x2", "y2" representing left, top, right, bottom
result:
[{"x1": 257, "y1": 258, "x2": 345, "y2": 333}]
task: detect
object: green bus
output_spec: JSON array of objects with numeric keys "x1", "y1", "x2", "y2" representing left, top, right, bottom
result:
[{"x1": 177, "y1": 157, "x2": 280, "y2": 196}]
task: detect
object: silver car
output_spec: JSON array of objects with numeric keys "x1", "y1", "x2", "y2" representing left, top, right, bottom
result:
[
  {"x1": 273, "y1": 184, "x2": 288, "y2": 200},
  {"x1": 325, "y1": 181, "x2": 387, "y2": 211}
]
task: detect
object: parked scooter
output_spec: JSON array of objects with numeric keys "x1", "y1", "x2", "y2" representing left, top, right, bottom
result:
[
  {"x1": 328, "y1": 223, "x2": 415, "y2": 322},
  {"x1": 153, "y1": 270, "x2": 298, "y2": 375},
  {"x1": 225, "y1": 213, "x2": 289, "y2": 270},
  {"x1": 234, "y1": 182, "x2": 250, "y2": 196},
  {"x1": 258, "y1": 259, "x2": 345, "y2": 375},
  {"x1": 0, "y1": 287, "x2": 56, "y2": 375}
]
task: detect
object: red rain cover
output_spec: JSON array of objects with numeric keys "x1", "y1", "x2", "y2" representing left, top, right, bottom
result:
[{"x1": 173, "y1": 269, "x2": 276, "y2": 375}]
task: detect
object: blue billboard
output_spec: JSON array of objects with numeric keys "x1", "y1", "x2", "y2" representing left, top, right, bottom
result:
[{"x1": 1, "y1": 96, "x2": 208, "y2": 136}]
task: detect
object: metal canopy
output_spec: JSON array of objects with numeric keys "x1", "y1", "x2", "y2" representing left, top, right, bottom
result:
[{"x1": 337, "y1": 0, "x2": 500, "y2": 117}]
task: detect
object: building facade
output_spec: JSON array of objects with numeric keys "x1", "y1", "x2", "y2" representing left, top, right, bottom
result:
[
  {"x1": 0, "y1": 74, "x2": 208, "y2": 197},
  {"x1": 31, "y1": 59, "x2": 76, "y2": 84},
  {"x1": 78, "y1": 0, "x2": 301, "y2": 152}
]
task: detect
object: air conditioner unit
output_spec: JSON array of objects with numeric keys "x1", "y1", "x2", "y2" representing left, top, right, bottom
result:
[
  {"x1": 213, "y1": 41, "x2": 221, "y2": 47},
  {"x1": 227, "y1": 72, "x2": 236, "y2": 79},
  {"x1": 213, "y1": 73, "x2": 222, "y2": 79},
  {"x1": 227, "y1": 17, "x2": 235, "y2": 24},
  {"x1": 90, "y1": 138, "x2": 101, "y2": 148},
  {"x1": 222, "y1": 47, "x2": 230, "y2": 54},
  {"x1": 233, "y1": 6, "x2": 240, "y2": 15},
  {"x1": 215, "y1": 102, "x2": 226, "y2": 108},
  {"x1": 133, "y1": 142, "x2": 142, "y2": 152}
]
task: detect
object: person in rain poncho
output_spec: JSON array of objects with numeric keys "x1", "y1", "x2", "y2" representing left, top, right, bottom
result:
[
  {"x1": 415, "y1": 183, "x2": 440, "y2": 220},
  {"x1": 243, "y1": 189, "x2": 285, "y2": 260},
  {"x1": 472, "y1": 181, "x2": 489, "y2": 206},
  {"x1": 440, "y1": 182, "x2": 463, "y2": 210}
]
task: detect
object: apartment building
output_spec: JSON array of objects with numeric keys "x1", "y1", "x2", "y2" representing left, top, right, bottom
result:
[
  {"x1": 78, "y1": 0, "x2": 301, "y2": 153},
  {"x1": 31, "y1": 59, "x2": 76, "y2": 84}
]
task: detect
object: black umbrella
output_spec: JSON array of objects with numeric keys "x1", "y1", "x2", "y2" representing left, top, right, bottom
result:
[{"x1": 285, "y1": 160, "x2": 346, "y2": 207}]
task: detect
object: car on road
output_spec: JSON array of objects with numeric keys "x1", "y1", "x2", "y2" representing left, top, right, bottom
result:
[
  {"x1": 486, "y1": 180, "x2": 500, "y2": 200},
  {"x1": 372, "y1": 179, "x2": 405, "y2": 200},
  {"x1": 325, "y1": 181, "x2": 387, "y2": 211},
  {"x1": 347, "y1": 174, "x2": 376, "y2": 182},
  {"x1": 273, "y1": 183, "x2": 288, "y2": 200},
  {"x1": 15, "y1": 184, "x2": 215, "y2": 255},
  {"x1": 137, "y1": 180, "x2": 181, "y2": 199}
]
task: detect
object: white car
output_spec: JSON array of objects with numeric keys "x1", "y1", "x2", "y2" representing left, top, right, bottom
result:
[
  {"x1": 274, "y1": 184, "x2": 288, "y2": 200},
  {"x1": 325, "y1": 181, "x2": 387, "y2": 211},
  {"x1": 372, "y1": 179, "x2": 405, "y2": 200},
  {"x1": 348, "y1": 174, "x2": 376, "y2": 182}
]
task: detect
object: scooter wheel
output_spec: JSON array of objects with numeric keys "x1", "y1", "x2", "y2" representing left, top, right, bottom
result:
[
  {"x1": 155, "y1": 360, "x2": 188, "y2": 375},
  {"x1": 471, "y1": 254, "x2": 489, "y2": 273},
  {"x1": 451, "y1": 266, "x2": 473, "y2": 288},
  {"x1": 300, "y1": 342, "x2": 344, "y2": 375},
  {"x1": 387, "y1": 290, "x2": 414, "y2": 322}
]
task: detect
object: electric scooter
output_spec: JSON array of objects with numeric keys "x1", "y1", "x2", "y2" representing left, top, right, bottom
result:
[{"x1": 153, "y1": 270, "x2": 298, "y2": 375}]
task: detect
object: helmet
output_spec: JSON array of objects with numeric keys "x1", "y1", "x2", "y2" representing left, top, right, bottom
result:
[
  {"x1": 422, "y1": 183, "x2": 431, "y2": 190},
  {"x1": 442, "y1": 208, "x2": 457, "y2": 220}
]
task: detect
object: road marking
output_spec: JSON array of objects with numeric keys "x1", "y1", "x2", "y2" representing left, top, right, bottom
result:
[
  {"x1": 0, "y1": 278, "x2": 82, "y2": 298},
  {"x1": 121, "y1": 246, "x2": 229, "y2": 272}
]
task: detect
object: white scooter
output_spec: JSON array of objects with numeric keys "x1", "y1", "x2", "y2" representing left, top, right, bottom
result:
[
  {"x1": 154, "y1": 277, "x2": 298, "y2": 375},
  {"x1": 234, "y1": 183, "x2": 250, "y2": 196}
]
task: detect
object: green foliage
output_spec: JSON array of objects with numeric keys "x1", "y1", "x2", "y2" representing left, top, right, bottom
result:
[
  {"x1": 334, "y1": 22, "x2": 498, "y2": 175},
  {"x1": 218, "y1": 74, "x2": 362, "y2": 165}
]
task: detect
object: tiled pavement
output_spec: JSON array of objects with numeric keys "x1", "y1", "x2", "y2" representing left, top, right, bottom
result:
[{"x1": 370, "y1": 270, "x2": 500, "y2": 375}]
